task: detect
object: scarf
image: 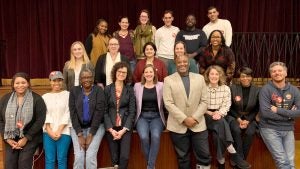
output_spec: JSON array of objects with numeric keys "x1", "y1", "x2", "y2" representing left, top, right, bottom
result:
[
  {"x1": 4, "y1": 90, "x2": 34, "y2": 139},
  {"x1": 134, "y1": 24, "x2": 153, "y2": 58}
]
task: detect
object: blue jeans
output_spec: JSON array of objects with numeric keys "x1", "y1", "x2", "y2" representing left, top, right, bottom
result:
[
  {"x1": 260, "y1": 128, "x2": 295, "y2": 169},
  {"x1": 43, "y1": 133, "x2": 71, "y2": 169},
  {"x1": 70, "y1": 124, "x2": 105, "y2": 169},
  {"x1": 136, "y1": 111, "x2": 164, "y2": 169},
  {"x1": 129, "y1": 60, "x2": 136, "y2": 72}
]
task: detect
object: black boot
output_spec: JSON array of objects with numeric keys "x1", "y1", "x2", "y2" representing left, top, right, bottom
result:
[
  {"x1": 230, "y1": 153, "x2": 251, "y2": 169},
  {"x1": 218, "y1": 163, "x2": 225, "y2": 169}
]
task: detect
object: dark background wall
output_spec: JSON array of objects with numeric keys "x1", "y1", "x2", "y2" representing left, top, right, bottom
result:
[{"x1": 0, "y1": 0, "x2": 299, "y2": 78}]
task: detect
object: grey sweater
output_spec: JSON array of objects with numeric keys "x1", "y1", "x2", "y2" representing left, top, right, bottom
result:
[{"x1": 259, "y1": 81, "x2": 300, "y2": 131}]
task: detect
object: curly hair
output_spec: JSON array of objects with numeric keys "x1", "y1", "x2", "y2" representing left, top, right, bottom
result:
[
  {"x1": 207, "y1": 30, "x2": 226, "y2": 47},
  {"x1": 111, "y1": 62, "x2": 132, "y2": 84},
  {"x1": 204, "y1": 65, "x2": 227, "y2": 86}
]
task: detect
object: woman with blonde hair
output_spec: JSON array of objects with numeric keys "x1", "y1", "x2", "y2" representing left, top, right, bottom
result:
[
  {"x1": 204, "y1": 65, "x2": 250, "y2": 169},
  {"x1": 63, "y1": 41, "x2": 94, "y2": 91}
]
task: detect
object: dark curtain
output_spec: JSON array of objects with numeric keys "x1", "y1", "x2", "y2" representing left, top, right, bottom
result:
[{"x1": 0, "y1": 0, "x2": 299, "y2": 78}]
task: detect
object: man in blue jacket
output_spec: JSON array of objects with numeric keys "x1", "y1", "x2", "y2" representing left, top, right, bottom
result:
[{"x1": 259, "y1": 61, "x2": 300, "y2": 169}]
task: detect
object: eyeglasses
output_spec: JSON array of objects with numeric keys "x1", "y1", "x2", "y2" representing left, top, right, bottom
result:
[
  {"x1": 117, "y1": 70, "x2": 127, "y2": 74},
  {"x1": 81, "y1": 76, "x2": 93, "y2": 80},
  {"x1": 211, "y1": 36, "x2": 221, "y2": 39},
  {"x1": 109, "y1": 43, "x2": 119, "y2": 46}
]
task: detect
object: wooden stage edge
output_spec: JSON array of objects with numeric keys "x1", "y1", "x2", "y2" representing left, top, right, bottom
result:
[{"x1": 0, "y1": 79, "x2": 300, "y2": 169}]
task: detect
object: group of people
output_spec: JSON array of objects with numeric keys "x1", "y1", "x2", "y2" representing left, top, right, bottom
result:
[{"x1": 0, "y1": 6, "x2": 299, "y2": 169}]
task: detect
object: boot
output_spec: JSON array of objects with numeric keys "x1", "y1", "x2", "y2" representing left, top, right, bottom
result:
[
  {"x1": 230, "y1": 153, "x2": 251, "y2": 169},
  {"x1": 218, "y1": 163, "x2": 225, "y2": 169},
  {"x1": 196, "y1": 164, "x2": 211, "y2": 169}
]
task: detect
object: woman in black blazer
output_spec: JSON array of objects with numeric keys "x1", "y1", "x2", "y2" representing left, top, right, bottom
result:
[
  {"x1": 227, "y1": 67, "x2": 260, "y2": 160},
  {"x1": 104, "y1": 61, "x2": 136, "y2": 169}
]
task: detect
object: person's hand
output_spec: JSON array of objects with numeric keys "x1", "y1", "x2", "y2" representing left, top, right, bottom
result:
[
  {"x1": 47, "y1": 130, "x2": 57, "y2": 140},
  {"x1": 77, "y1": 133, "x2": 86, "y2": 150},
  {"x1": 115, "y1": 128, "x2": 127, "y2": 140},
  {"x1": 212, "y1": 112, "x2": 222, "y2": 120},
  {"x1": 183, "y1": 117, "x2": 197, "y2": 128},
  {"x1": 85, "y1": 134, "x2": 93, "y2": 150},
  {"x1": 6, "y1": 139, "x2": 21, "y2": 149},
  {"x1": 271, "y1": 105, "x2": 277, "y2": 113},
  {"x1": 16, "y1": 137, "x2": 28, "y2": 148},
  {"x1": 108, "y1": 128, "x2": 119, "y2": 140},
  {"x1": 53, "y1": 130, "x2": 62, "y2": 140}
]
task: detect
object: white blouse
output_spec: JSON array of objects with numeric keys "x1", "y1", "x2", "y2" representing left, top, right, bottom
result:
[{"x1": 42, "y1": 90, "x2": 71, "y2": 135}]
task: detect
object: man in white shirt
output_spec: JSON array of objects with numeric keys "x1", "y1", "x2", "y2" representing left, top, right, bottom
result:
[
  {"x1": 203, "y1": 6, "x2": 233, "y2": 47},
  {"x1": 155, "y1": 10, "x2": 180, "y2": 67}
]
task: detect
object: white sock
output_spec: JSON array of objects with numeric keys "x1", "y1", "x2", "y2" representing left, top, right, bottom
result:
[
  {"x1": 227, "y1": 144, "x2": 237, "y2": 154},
  {"x1": 217, "y1": 157, "x2": 225, "y2": 164}
]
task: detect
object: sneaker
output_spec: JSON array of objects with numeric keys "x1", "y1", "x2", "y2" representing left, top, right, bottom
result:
[
  {"x1": 231, "y1": 153, "x2": 251, "y2": 169},
  {"x1": 218, "y1": 163, "x2": 225, "y2": 169}
]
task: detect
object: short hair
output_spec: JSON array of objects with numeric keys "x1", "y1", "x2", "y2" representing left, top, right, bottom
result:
[
  {"x1": 269, "y1": 61, "x2": 287, "y2": 73},
  {"x1": 204, "y1": 65, "x2": 227, "y2": 85},
  {"x1": 237, "y1": 67, "x2": 253, "y2": 77},
  {"x1": 108, "y1": 37, "x2": 120, "y2": 45},
  {"x1": 173, "y1": 41, "x2": 187, "y2": 60},
  {"x1": 11, "y1": 72, "x2": 31, "y2": 90},
  {"x1": 208, "y1": 6, "x2": 218, "y2": 12},
  {"x1": 143, "y1": 42, "x2": 157, "y2": 56},
  {"x1": 207, "y1": 30, "x2": 226, "y2": 47},
  {"x1": 141, "y1": 64, "x2": 158, "y2": 85},
  {"x1": 93, "y1": 19, "x2": 109, "y2": 36},
  {"x1": 163, "y1": 10, "x2": 173, "y2": 17},
  {"x1": 111, "y1": 62, "x2": 132, "y2": 84},
  {"x1": 79, "y1": 67, "x2": 94, "y2": 80}
]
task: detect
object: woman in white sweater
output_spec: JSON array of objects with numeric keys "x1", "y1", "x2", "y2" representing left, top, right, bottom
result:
[{"x1": 42, "y1": 71, "x2": 71, "y2": 169}]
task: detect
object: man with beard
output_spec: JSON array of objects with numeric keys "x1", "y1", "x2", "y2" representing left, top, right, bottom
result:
[
  {"x1": 163, "y1": 54, "x2": 211, "y2": 169},
  {"x1": 175, "y1": 14, "x2": 207, "y2": 62},
  {"x1": 259, "y1": 61, "x2": 300, "y2": 169}
]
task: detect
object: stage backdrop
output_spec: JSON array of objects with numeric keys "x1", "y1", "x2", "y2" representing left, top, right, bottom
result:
[{"x1": 0, "y1": 0, "x2": 299, "y2": 78}]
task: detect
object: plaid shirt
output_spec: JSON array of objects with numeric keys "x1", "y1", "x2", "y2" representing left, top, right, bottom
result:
[{"x1": 207, "y1": 84, "x2": 231, "y2": 116}]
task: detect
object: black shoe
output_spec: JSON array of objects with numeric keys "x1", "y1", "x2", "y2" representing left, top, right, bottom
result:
[
  {"x1": 218, "y1": 163, "x2": 225, "y2": 169},
  {"x1": 230, "y1": 153, "x2": 251, "y2": 169}
]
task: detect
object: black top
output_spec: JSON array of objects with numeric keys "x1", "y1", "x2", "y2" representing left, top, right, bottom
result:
[
  {"x1": 69, "y1": 85, "x2": 105, "y2": 135},
  {"x1": 242, "y1": 86, "x2": 250, "y2": 110},
  {"x1": 142, "y1": 87, "x2": 159, "y2": 112}
]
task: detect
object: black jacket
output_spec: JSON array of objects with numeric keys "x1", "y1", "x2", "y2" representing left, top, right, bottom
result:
[
  {"x1": 0, "y1": 91, "x2": 46, "y2": 141},
  {"x1": 104, "y1": 83, "x2": 136, "y2": 130},
  {"x1": 69, "y1": 85, "x2": 105, "y2": 135},
  {"x1": 229, "y1": 84, "x2": 260, "y2": 122}
]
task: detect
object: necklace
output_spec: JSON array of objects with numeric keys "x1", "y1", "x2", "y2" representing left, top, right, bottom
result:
[{"x1": 119, "y1": 30, "x2": 128, "y2": 38}]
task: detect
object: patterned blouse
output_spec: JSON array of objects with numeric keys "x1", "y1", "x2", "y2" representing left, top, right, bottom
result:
[
  {"x1": 207, "y1": 84, "x2": 231, "y2": 117},
  {"x1": 199, "y1": 46, "x2": 235, "y2": 83}
]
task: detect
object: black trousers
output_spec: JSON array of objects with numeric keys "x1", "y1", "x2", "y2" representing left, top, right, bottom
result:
[
  {"x1": 205, "y1": 114, "x2": 234, "y2": 160},
  {"x1": 170, "y1": 129, "x2": 211, "y2": 169},
  {"x1": 5, "y1": 139, "x2": 40, "y2": 169},
  {"x1": 227, "y1": 116, "x2": 257, "y2": 159},
  {"x1": 106, "y1": 130, "x2": 132, "y2": 169}
]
